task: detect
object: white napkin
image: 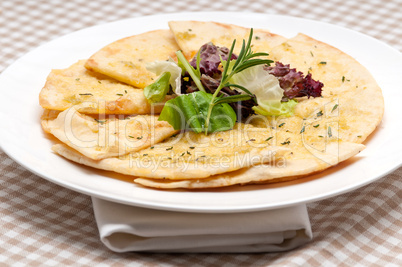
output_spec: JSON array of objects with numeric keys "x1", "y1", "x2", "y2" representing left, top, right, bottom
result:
[{"x1": 92, "y1": 197, "x2": 313, "y2": 253}]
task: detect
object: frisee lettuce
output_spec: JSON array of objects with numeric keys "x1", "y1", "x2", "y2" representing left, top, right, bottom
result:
[{"x1": 230, "y1": 64, "x2": 298, "y2": 116}]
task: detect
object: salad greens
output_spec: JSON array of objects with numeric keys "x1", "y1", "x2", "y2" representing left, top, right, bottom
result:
[
  {"x1": 252, "y1": 99, "x2": 298, "y2": 117},
  {"x1": 175, "y1": 50, "x2": 205, "y2": 93},
  {"x1": 146, "y1": 59, "x2": 182, "y2": 95},
  {"x1": 229, "y1": 64, "x2": 298, "y2": 116},
  {"x1": 159, "y1": 91, "x2": 236, "y2": 133},
  {"x1": 143, "y1": 28, "x2": 323, "y2": 135},
  {"x1": 204, "y1": 28, "x2": 273, "y2": 133},
  {"x1": 265, "y1": 62, "x2": 323, "y2": 99},
  {"x1": 143, "y1": 72, "x2": 171, "y2": 104}
]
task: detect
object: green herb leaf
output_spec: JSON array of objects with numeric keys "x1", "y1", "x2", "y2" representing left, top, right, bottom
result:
[
  {"x1": 94, "y1": 119, "x2": 106, "y2": 124},
  {"x1": 246, "y1": 52, "x2": 269, "y2": 58},
  {"x1": 226, "y1": 83, "x2": 254, "y2": 98},
  {"x1": 143, "y1": 72, "x2": 171, "y2": 104},
  {"x1": 159, "y1": 91, "x2": 236, "y2": 134},
  {"x1": 213, "y1": 94, "x2": 252, "y2": 105},
  {"x1": 234, "y1": 58, "x2": 274, "y2": 73}
]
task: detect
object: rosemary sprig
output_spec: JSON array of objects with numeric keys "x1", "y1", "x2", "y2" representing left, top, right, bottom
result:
[
  {"x1": 161, "y1": 28, "x2": 273, "y2": 135},
  {"x1": 213, "y1": 94, "x2": 252, "y2": 105},
  {"x1": 204, "y1": 28, "x2": 273, "y2": 133}
]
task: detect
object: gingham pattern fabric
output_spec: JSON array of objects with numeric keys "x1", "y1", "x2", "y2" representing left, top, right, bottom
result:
[{"x1": 1, "y1": 0, "x2": 401, "y2": 265}]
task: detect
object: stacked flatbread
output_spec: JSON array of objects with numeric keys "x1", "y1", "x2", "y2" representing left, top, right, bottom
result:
[{"x1": 39, "y1": 21, "x2": 383, "y2": 189}]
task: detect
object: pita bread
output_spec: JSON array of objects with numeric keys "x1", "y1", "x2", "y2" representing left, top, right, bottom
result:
[
  {"x1": 85, "y1": 30, "x2": 179, "y2": 88},
  {"x1": 168, "y1": 21, "x2": 287, "y2": 59},
  {"x1": 134, "y1": 141, "x2": 365, "y2": 189},
  {"x1": 39, "y1": 60, "x2": 172, "y2": 114},
  {"x1": 40, "y1": 109, "x2": 61, "y2": 133},
  {"x1": 267, "y1": 33, "x2": 384, "y2": 144},
  {"x1": 51, "y1": 123, "x2": 289, "y2": 179},
  {"x1": 42, "y1": 106, "x2": 178, "y2": 160}
]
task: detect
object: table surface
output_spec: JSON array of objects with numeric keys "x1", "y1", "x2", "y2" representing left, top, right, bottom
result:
[{"x1": 1, "y1": 0, "x2": 401, "y2": 266}]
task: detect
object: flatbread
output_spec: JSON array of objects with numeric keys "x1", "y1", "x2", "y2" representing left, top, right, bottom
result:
[
  {"x1": 85, "y1": 30, "x2": 179, "y2": 88},
  {"x1": 42, "y1": 106, "x2": 178, "y2": 160},
  {"x1": 39, "y1": 60, "x2": 172, "y2": 114},
  {"x1": 168, "y1": 20, "x2": 287, "y2": 59},
  {"x1": 267, "y1": 33, "x2": 384, "y2": 144},
  {"x1": 51, "y1": 123, "x2": 289, "y2": 179},
  {"x1": 134, "y1": 141, "x2": 365, "y2": 189}
]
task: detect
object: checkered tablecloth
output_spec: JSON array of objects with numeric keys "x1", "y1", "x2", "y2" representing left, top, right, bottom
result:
[{"x1": 1, "y1": 0, "x2": 401, "y2": 266}]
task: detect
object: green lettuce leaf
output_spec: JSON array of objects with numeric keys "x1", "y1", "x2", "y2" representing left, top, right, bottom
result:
[
  {"x1": 143, "y1": 72, "x2": 171, "y2": 104},
  {"x1": 252, "y1": 99, "x2": 298, "y2": 116},
  {"x1": 146, "y1": 59, "x2": 182, "y2": 94},
  {"x1": 159, "y1": 91, "x2": 236, "y2": 133}
]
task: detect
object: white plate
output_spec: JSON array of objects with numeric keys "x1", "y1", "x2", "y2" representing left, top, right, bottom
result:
[{"x1": 1, "y1": 12, "x2": 401, "y2": 213}]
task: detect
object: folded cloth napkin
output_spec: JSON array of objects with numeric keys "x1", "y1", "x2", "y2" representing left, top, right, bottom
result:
[{"x1": 92, "y1": 197, "x2": 313, "y2": 253}]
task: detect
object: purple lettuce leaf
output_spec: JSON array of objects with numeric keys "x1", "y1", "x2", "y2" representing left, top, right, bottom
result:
[
  {"x1": 189, "y1": 42, "x2": 238, "y2": 77},
  {"x1": 265, "y1": 62, "x2": 323, "y2": 99}
]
